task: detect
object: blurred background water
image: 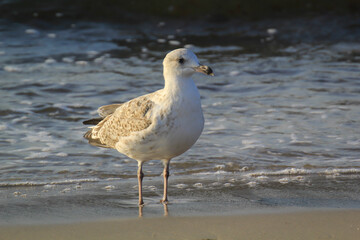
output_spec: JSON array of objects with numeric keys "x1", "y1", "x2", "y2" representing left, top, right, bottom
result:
[{"x1": 1, "y1": 0, "x2": 360, "y2": 224}]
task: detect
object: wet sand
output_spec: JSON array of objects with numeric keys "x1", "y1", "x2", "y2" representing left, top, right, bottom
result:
[{"x1": 1, "y1": 209, "x2": 359, "y2": 240}]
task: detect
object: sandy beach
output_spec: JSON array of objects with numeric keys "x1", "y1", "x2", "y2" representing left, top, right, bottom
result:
[{"x1": 1, "y1": 209, "x2": 359, "y2": 240}]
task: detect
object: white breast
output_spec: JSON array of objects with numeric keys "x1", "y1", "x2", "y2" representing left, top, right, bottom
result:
[
  {"x1": 160, "y1": 87, "x2": 204, "y2": 158},
  {"x1": 115, "y1": 79, "x2": 204, "y2": 161}
]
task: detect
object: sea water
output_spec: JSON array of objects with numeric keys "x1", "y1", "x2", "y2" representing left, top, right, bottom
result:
[{"x1": 1, "y1": 15, "x2": 360, "y2": 223}]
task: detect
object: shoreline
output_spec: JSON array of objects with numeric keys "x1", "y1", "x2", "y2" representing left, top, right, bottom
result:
[{"x1": 1, "y1": 209, "x2": 359, "y2": 240}]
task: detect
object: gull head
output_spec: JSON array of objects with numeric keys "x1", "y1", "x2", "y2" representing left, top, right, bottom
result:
[{"x1": 163, "y1": 48, "x2": 213, "y2": 78}]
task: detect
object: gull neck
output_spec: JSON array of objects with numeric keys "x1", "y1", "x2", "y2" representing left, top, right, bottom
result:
[{"x1": 163, "y1": 73, "x2": 196, "y2": 96}]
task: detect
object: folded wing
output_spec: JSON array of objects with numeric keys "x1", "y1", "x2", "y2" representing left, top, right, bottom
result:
[{"x1": 83, "y1": 95, "x2": 154, "y2": 148}]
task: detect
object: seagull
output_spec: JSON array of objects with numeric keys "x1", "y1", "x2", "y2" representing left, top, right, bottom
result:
[{"x1": 83, "y1": 48, "x2": 213, "y2": 205}]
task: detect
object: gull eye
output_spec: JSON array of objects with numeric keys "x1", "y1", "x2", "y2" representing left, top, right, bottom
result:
[{"x1": 178, "y1": 58, "x2": 185, "y2": 64}]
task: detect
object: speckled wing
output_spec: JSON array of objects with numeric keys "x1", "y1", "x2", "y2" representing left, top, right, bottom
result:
[{"x1": 85, "y1": 95, "x2": 154, "y2": 148}]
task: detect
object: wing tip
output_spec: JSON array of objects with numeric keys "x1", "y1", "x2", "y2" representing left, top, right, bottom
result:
[{"x1": 83, "y1": 118, "x2": 103, "y2": 125}]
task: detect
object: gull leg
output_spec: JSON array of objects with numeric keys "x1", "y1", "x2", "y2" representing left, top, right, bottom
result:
[
  {"x1": 137, "y1": 161, "x2": 144, "y2": 206},
  {"x1": 160, "y1": 159, "x2": 171, "y2": 204}
]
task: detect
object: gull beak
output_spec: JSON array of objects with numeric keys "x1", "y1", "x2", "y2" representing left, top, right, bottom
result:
[{"x1": 194, "y1": 65, "x2": 214, "y2": 76}]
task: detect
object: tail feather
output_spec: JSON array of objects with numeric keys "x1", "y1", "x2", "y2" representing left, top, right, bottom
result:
[
  {"x1": 83, "y1": 113, "x2": 112, "y2": 148},
  {"x1": 83, "y1": 128, "x2": 110, "y2": 148}
]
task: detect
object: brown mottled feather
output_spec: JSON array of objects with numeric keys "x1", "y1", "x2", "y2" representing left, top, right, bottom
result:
[
  {"x1": 83, "y1": 104, "x2": 122, "y2": 126},
  {"x1": 83, "y1": 95, "x2": 154, "y2": 148},
  {"x1": 98, "y1": 103, "x2": 123, "y2": 118},
  {"x1": 84, "y1": 129, "x2": 111, "y2": 148}
]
